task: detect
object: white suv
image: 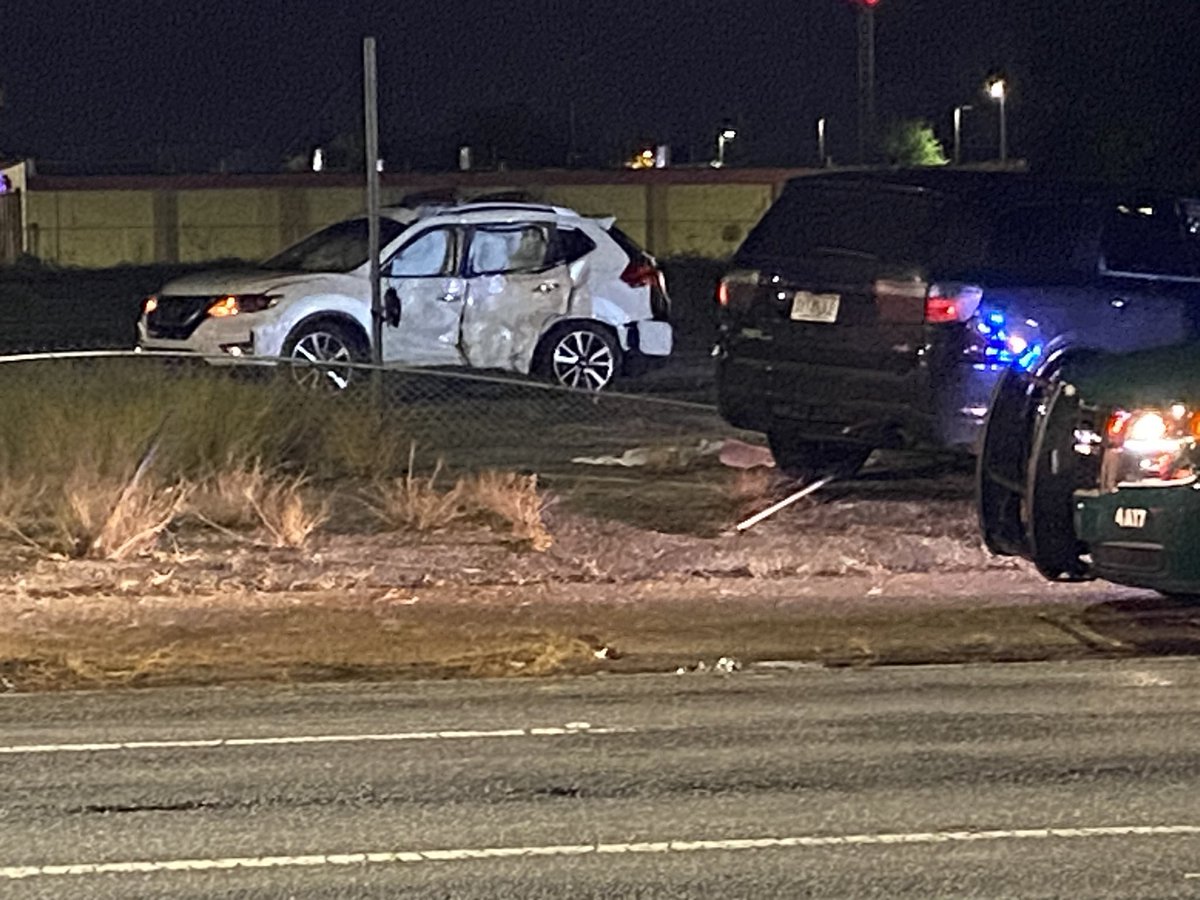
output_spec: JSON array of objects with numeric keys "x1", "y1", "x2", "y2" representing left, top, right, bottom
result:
[{"x1": 137, "y1": 202, "x2": 673, "y2": 391}]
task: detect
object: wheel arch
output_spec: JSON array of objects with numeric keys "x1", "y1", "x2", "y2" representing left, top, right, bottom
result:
[
  {"x1": 283, "y1": 312, "x2": 371, "y2": 357},
  {"x1": 533, "y1": 318, "x2": 623, "y2": 365}
]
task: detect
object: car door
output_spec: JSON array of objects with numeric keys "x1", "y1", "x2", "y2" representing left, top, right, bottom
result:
[
  {"x1": 461, "y1": 222, "x2": 571, "y2": 373},
  {"x1": 380, "y1": 226, "x2": 467, "y2": 366}
]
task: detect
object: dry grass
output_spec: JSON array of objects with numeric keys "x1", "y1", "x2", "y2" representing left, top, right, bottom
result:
[
  {"x1": 47, "y1": 467, "x2": 190, "y2": 560},
  {"x1": 468, "y1": 470, "x2": 553, "y2": 552},
  {"x1": 363, "y1": 449, "x2": 554, "y2": 551},
  {"x1": 188, "y1": 460, "x2": 271, "y2": 530},
  {"x1": 0, "y1": 474, "x2": 41, "y2": 532},
  {"x1": 367, "y1": 451, "x2": 468, "y2": 533},
  {"x1": 245, "y1": 476, "x2": 329, "y2": 548}
]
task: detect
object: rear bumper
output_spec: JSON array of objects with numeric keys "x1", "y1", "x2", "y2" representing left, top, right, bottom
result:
[
  {"x1": 621, "y1": 320, "x2": 673, "y2": 376},
  {"x1": 716, "y1": 351, "x2": 1003, "y2": 452}
]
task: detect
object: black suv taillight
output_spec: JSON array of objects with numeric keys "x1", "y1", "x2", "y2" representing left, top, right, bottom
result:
[{"x1": 924, "y1": 282, "x2": 983, "y2": 324}]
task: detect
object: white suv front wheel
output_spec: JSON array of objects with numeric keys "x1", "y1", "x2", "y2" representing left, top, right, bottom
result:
[{"x1": 283, "y1": 320, "x2": 367, "y2": 392}]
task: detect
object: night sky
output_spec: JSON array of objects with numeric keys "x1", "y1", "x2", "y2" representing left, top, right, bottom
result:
[{"x1": 2, "y1": 0, "x2": 1197, "y2": 182}]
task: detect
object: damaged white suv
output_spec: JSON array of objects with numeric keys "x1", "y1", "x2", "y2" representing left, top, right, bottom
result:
[{"x1": 138, "y1": 202, "x2": 673, "y2": 391}]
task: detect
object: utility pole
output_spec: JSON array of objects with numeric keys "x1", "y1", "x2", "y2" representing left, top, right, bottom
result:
[
  {"x1": 363, "y1": 38, "x2": 383, "y2": 400},
  {"x1": 855, "y1": 0, "x2": 878, "y2": 164}
]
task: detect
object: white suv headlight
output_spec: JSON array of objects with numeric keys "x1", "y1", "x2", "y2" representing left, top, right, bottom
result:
[{"x1": 205, "y1": 294, "x2": 278, "y2": 318}]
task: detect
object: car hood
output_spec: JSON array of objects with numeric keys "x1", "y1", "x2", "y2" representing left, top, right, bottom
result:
[
  {"x1": 1064, "y1": 342, "x2": 1200, "y2": 408},
  {"x1": 157, "y1": 269, "x2": 339, "y2": 296}
]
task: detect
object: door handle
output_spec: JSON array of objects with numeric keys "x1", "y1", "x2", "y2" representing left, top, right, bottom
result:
[
  {"x1": 441, "y1": 293, "x2": 461, "y2": 303},
  {"x1": 535, "y1": 282, "x2": 560, "y2": 294},
  {"x1": 1110, "y1": 297, "x2": 1129, "y2": 309},
  {"x1": 384, "y1": 288, "x2": 401, "y2": 327}
]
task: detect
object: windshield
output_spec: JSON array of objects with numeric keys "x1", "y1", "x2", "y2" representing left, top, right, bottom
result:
[{"x1": 263, "y1": 217, "x2": 408, "y2": 273}]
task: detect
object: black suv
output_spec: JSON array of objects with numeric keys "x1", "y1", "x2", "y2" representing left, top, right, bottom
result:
[{"x1": 716, "y1": 170, "x2": 1200, "y2": 478}]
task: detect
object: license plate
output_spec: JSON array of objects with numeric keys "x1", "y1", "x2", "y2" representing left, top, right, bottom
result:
[
  {"x1": 790, "y1": 291, "x2": 840, "y2": 323},
  {"x1": 1114, "y1": 507, "x2": 1148, "y2": 529}
]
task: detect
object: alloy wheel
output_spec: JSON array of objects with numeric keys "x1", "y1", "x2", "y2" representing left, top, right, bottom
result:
[
  {"x1": 551, "y1": 330, "x2": 615, "y2": 391},
  {"x1": 289, "y1": 330, "x2": 355, "y2": 391}
]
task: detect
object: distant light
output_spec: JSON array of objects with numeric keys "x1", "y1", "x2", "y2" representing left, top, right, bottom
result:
[
  {"x1": 311, "y1": 148, "x2": 325, "y2": 172},
  {"x1": 987, "y1": 78, "x2": 1006, "y2": 101},
  {"x1": 376, "y1": 159, "x2": 385, "y2": 173},
  {"x1": 629, "y1": 148, "x2": 657, "y2": 170}
]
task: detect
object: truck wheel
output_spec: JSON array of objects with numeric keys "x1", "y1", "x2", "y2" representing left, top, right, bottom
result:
[{"x1": 767, "y1": 431, "x2": 871, "y2": 482}]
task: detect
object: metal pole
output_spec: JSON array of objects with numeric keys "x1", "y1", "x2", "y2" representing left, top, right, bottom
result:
[
  {"x1": 998, "y1": 93, "x2": 1008, "y2": 163},
  {"x1": 856, "y1": 5, "x2": 876, "y2": 164},
  {"x1": 734, "y1": 476, "x2": 835, "y2": 533},
  {"x1": 363, "y1": 38, "x2": 383, "y2": 393},
  {"x1": 817, "y1": 117, "x2": 827, "y2": 166},
  {"x1": 953, "y1": 106, "x2": 962, "y2": 166}
]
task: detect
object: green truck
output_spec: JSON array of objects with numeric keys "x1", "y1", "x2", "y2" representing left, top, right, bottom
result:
[{"x1": 978, "y1": 342, "x2": 1200, "y2": 597}]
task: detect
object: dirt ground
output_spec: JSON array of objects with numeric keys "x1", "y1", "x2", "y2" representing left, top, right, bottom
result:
[{"x1": 3, "y1": 455, "x2": 1197, "y2": 693}]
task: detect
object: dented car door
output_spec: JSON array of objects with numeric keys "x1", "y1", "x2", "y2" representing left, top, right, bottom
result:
[
  {"x1": 461, "y1": 223, "x2": 571, "y2": 373},
  {"x1": 380, "y1": 226, "x2": 467, "y2": 366}
]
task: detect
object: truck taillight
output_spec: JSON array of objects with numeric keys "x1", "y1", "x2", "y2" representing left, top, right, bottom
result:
[{"x1": 925, "y1": 282, "x2": 983, "y2": 324}]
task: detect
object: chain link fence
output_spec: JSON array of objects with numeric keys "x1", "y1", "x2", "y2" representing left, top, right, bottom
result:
[{"x1": 0, "y1": 348, "x2": 747, "y2": 534}]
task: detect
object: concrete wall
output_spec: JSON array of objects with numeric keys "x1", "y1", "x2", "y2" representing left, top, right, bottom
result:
[{"x1": 21, "y1": 169, "x2": 810, "y2": 267}]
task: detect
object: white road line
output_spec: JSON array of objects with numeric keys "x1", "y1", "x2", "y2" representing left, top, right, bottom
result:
[
  {"x1": 0, "y1": 723, "x2": 621, "y2": 756},
  {"x1": 3, "y1": 825, "x2": 1198, "y2": 880}
]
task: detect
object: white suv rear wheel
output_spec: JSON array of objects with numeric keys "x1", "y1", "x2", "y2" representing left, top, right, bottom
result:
[{"x1": 545, "y1": 326, "x2": 618, "y2": 391}]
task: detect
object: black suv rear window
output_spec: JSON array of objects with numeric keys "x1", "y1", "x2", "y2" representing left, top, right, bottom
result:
[{"x1": 737, "y1": 182, "x2": 945, "y2": 266}]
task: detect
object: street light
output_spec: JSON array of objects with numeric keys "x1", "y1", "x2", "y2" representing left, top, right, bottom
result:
[
  {"x1": 817, "y1": 117, "x2": 828, "y2": 166},
  {"x1": 986, "y1": 77, "x2": 1007, "y2": 163},
  {"x1": 714, "y1": 127, "x2": 738, "y2": 168},
  {"x1": 952, "y1": 104, "x2": 972, "y2": 166}
]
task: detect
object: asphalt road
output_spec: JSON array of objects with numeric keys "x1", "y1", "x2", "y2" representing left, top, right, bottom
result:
[{"x1": 1, "y1": 659, "x2": 1198, "y2": 898}]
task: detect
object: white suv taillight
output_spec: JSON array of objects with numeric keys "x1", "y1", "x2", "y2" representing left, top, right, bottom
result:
[
  {"x1": 620, "y1": 259, "x2": 660, "y2": 288},
  {"x1": 924, "y1": 282, "x2": 983, "y2": 324}
]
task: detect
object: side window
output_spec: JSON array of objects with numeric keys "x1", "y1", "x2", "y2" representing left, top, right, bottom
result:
[
  {"x1": 550, "y1": 228, "x2": 596, "y2": 266},
  {"x1": 385, "y1": 228, "x2": 455, "y2": 278},
  {"x1": 987, "y1": 204, "x2": 1094, "y2": 277},
  {"x1": 468, "y1": 225, "x2": 551, "y2": 275},
  {"x1": 1101, "y1": 203, "x2": 1198, "y2": 278}
]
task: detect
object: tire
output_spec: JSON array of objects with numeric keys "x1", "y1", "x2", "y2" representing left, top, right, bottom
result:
[
  {"x1": 1157, "y1": 592, "x2": 1200, "y2": 606},
  {"x1": 977, "y1": 368, "x2": 1039, "y2": 557},
  {"x1": 767, "y1": 430, "x2": 872, "y2": 482},
  {"x1": 282, "y1": 320, "x2": 368, "y2": 392},
  {"x1": 536, "y1": 324, "x2": 621, "y2": 391}
]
